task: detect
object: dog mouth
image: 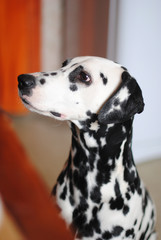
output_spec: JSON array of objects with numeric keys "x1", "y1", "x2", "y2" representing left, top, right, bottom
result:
[
  {"x1": 50, "y1": 111, "x2": 61, "y2": 117},
  {"x1": 22, "y1": 98, "x2": 30, "y2": 105},
  {"x1": 21, "y1": 98, "x2": 62, "y2": 118}
]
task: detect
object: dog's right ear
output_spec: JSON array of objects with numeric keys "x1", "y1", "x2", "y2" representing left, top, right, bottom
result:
[{"x1": 98, "y1": 71, "x2": 144, "y2": 124}]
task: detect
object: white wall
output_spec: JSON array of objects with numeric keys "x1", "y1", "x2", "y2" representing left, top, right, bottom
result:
[{"x1": 107, "y1": 0, "x2": 161, "y2": 163}]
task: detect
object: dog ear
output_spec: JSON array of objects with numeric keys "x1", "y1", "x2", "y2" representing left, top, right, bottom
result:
[{"x1": 98, "y1": 71, "x2": 144, "y2": 124}]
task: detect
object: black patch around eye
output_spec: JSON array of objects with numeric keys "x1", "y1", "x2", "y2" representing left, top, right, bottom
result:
[
  {"x1": 69, "y1": 65, "x2": 84, "y2": 83},
  {"x1": 100, "y1": 73, "x2": 108, "y2": 85},
  {"x1": 62, "y1": 59, "x2": 71, "y2": 67},
  {"x1": 70, "y1": 84, "x2": 78, "y2": 91},
  {"x1": 69, "y1": 65, "x2": 92, "y2": 85}
]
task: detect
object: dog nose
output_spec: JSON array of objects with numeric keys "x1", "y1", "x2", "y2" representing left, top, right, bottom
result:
[{"x1": 18, "y1": 74, "x2": 36, "y2": 95}]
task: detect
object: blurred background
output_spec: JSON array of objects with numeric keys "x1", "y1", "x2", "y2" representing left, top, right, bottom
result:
[{"x1": 0, "y1": 0, "x2": 160, "y2": 239}]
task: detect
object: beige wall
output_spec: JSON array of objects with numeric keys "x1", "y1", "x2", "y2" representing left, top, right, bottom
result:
[{"x1": 41, "y1": 0, "x2": 64, "y2": 71}]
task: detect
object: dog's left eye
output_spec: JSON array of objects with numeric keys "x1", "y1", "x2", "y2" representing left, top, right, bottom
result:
[{"x1": 77, "y1": 71, "x2": 91, "y2": 85}]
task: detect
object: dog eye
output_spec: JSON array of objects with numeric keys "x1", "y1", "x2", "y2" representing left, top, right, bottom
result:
[{"x1": 77, "y1": 71, "x2": 91, "y2": 85}]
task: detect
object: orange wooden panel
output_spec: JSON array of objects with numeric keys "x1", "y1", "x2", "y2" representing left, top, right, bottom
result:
[
  {"x1": 0, "y1": 112, "x2": 73, "y2": 240},
  {"x1": 0, "y1": 0, "x2": 41, "y2": 114}
]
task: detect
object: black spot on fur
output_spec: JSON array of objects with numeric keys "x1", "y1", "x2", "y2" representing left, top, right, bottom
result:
[
  {"x1": 72, "y1": 197, "x2": 97, "y2": 238},
  {"x1": 73, "y1": 169, "x2": 88, "y2": 198},
  {"x1": 76, "y1": 216, "x2": 101, "y2": 238},
  {"x1": 139, "y1": 217, "x2": 143, "y2": 231},
  {"x1": 50, "y1": 72, "x2": 57, "y2": 76},
  {"x1": 92, "y1": 206, "x2": 98, "y2": 217},
  {"x1": 56, "y1": 165, "x2": 69, "y2": 185},
  {"x1": 114, "y1": 179, "x2": 121, "y2": 197},
  {"x1": 40, "y1": 78, "x2": 46, "y2": 85},
  {"x1": 126, "y1": 192, "x2": 131, "y2": 200},
  {"x1": 60, "y1": 185, "x2": 67, "y2": 200},
  {"x1": 70, "y1": 122, "x2": 78, "y2": 138},
  {"x1": 124, "y1": 168, "x2": 135, "y2": 185},
  {"x1": 69, "y1": 195, "x2": 75, "y2": 206},
  {"x1": 112, "y1": 226, "x2": 123, "y2": 236},
  {"x1": 62, "y1": 59, "x2": 71, "y2": 67},
  {"x1": 123, "y1": 205, "x2": 129, "y2": 215},
  {"x1": 121, "y1": 66, "x2": 127, "y2": 71},
  {"x1": 70, "y1": 84, "x2": 78, "y2": 91},
  {"x1": 51, "y1": 184, "x2": 57, "y2": 196},
  {"x1": 79, "y1": 112, "x2": 98, "y2": 132},
  {"x1": 43, "y1": 73, "x2": 49, "y2": 76},
  {"x1": 142, "y1": 189, "x2": 149, "y2": 213},
  {"x1": 69, "y1": 178, "x2": 74, "y2": 196},
  {"x1": 134, "y1": 219, "x2": 137, "y2": 225},
  {"x1": 90, "y1": 186, "x2": 101, "y2": 203},
  {"x1": 91, "y1": 218, "x2": 101, "y2": 234},
  {"x1": 86, "y1": 110, "x2": 92, "y2": 116},
  {"x1": 102, "y1": 231, "x2": 112, "y2": 239},
  {"x1": 151, "y1": 209, "x2": 154, "y2": 218},
  {"x1": 109, "y1": 196, "x2": 124, "y2": 210},
  {"x1": 99, "y1": 203, "x2": 103, "y2": 210},
  {"x1": 125, "y1": 228, "x2": 134, "y2": 238},
  {"x1": 80, "y1": 197, "x2": 89, "y2": 210},
  {"x1": 73, "y1": 210, "x2": 87, "y2": 232},
  {"x1": 113, "y1": 98, "x2": 120, "y2": 106},
  {"x1": 71, "y1": 63, "x2": 77, "y2": 68},
  {"x1": 100, "y1": 72, "x2": 108, "y2": 85},
  {"x1": 79, "y1": 224, "x2": 94, "y2": 238}
]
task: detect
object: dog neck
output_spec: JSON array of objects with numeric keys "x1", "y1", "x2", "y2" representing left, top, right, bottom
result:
[
  {"x1": 68, "y1": 115, "x2": 141, "y2": 198},
  {"x1": 70, "y1": 114, "x2": 134, "y2": 165}
]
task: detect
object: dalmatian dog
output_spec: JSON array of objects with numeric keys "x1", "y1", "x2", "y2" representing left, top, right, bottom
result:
[{"x1": 18, "y1": 56, "x2": 156, "y2": 240}]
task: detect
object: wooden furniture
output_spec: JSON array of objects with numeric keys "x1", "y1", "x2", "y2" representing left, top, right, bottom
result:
[{"x1": 0, "y1": 112, "x2": 73, "y2": 240}]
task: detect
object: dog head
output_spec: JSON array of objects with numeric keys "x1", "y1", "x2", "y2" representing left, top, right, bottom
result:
[{"x1": 18, "y1": 56, "x2": 144, "y2": 124}]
